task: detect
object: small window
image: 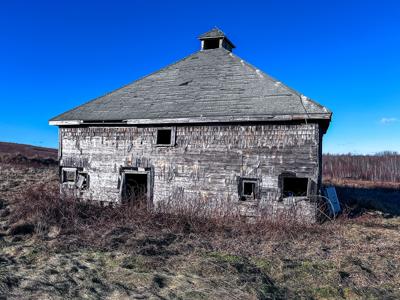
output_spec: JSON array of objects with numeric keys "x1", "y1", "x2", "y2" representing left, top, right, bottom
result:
[
  {"x1": 282, "y1": 177, "x2": 309, "y2": 197},
  {"x1": 62, "y1": 168, "x2": 77, "y2": 184},
  {"x1": 238, "y1": 177, "x2": 259, "y2": 201},
  {"x1": 156, "y1": 128, "x2": 175, "y2": 146},
  {"x1": 243, "y1": 181, "x2": 256, "y2": 196},
  {"x1": 203, "y1": 39, "x2": 220, "y2": 50}
]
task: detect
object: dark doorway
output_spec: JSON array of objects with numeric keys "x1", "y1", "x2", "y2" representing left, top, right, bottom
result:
[{"x1": 122, "y1": 173, "x2": 148, "y2": 207}]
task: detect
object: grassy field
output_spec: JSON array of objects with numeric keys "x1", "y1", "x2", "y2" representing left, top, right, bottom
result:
[{"x1": 0, "y1": 150, "x2": 400, "y2": 299}]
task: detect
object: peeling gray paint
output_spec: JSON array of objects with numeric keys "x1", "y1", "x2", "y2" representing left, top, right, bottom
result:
[{"x1": 59, "y1": 122, "x2": 322, "y2": 220}]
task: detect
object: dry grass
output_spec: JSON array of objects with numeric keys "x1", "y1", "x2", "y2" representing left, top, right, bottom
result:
[
  {"x1": 9, "y1": 183, "x2": 332, "y2": 253},
  {"x1": 2, "y1": 164, "x2": 400, "y2": 299},
  {"x1": 324, "y1": 177, "x2": 400, "y2": 190}
]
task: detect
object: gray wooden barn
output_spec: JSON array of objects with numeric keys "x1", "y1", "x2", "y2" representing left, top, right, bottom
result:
[{"x1": 50, "y1": 28, "x2": 332, "y2": 219}]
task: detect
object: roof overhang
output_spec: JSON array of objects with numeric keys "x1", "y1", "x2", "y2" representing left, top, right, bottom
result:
[
  {"x1": 49, "y1": 113, "x2": 331, "y2": 127},
  {"x1": 125, "y1": 114, "x2": 331, "y2": 125},
  {"x1": 49, "y1": 120, "x2": 82, "y2": 126}
]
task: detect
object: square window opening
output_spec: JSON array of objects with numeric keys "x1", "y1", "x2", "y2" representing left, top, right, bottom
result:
[
  {"x1": 203, "y1": 39, "x2": 220, "y2": 50},
  {"x1": 239, "y1": 178, "x2": 259, "y2": 201},
  {"x1": 62, "y1": 168, "x2": 77, "y2": 183},
  {"x1": 243, "y1": 181, "x2": 255, "y2": 196},
  {"x1": 156, "y1": 129, "x2": 173, "y2": 145},
  {"x1": 282, "y1": 177, "x2": 309, "y2": 197}
]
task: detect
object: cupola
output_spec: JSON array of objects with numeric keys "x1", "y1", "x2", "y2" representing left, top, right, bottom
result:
[{"x1": 198, "y1": 28, "x2": 235, "y2": 51}]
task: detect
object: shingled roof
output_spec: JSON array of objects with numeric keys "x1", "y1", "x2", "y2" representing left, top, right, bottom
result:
[
  {"x1": 50, "y1": 29, "x2": 331, "y2": 127},
  {"x1": 198, "y1": 28, "x2": 226, "y2": 39}
]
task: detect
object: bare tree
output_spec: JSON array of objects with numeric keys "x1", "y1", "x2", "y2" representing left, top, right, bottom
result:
[{"x1": 323, "y1": 152, "x2": 400, "y2": 182}]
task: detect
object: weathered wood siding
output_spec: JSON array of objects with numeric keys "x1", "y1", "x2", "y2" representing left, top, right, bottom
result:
[{"x1": 59, "y1": 123, "x2": 322, "y2": 217}]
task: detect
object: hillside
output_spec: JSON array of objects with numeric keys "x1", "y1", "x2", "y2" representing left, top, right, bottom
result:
[
  {"x1": 0, "y1": 142, "x2": 57, "y2": 166},
  {"x1": 0, "y1": 142, "x2": 57, "y2": 159}
]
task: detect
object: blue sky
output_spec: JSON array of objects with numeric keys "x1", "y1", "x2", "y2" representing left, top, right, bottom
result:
[{"x1": 1, "y1": 0, "x2": 399, "y2": 154}]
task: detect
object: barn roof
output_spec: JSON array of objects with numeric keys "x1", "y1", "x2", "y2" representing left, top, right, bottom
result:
[
  {"x1": 198, "y1": 28, "x2": 226, "y2": 39},
  {"x1": 50, "y1": 29, "x2": 331, "y2": 127}
]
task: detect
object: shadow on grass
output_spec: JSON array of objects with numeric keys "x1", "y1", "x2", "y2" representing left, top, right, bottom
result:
[{"x1": 334, "y1": 185, "x2": 400, "y2": 216}]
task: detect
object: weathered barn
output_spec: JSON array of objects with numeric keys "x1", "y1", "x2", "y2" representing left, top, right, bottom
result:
[{"x1": 50, "y1": 28, "x2": 332, "y2": 220}]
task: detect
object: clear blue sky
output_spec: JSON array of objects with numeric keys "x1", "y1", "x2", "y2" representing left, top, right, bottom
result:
[{"x1": 1, "y1": 0, "x2": 399, "y2": 154}]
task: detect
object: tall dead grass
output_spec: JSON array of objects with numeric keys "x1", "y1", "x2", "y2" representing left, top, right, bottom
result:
[{"x1": 10, "y1": 183, "x2": 337, "y2": 250}]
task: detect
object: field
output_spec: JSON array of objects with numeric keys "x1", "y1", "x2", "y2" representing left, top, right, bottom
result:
[{"x1": 0, "y1": 143, "x2": 400, "y2": 299}]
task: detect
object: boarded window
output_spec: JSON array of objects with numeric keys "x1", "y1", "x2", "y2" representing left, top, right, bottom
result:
[
  {"x1": 62, "y1": 168, "x2": 77, "y2": 183},
  {"x1": 238, "y1": 177, "x2": 259, "y2": 201},
  {"x1": 76, "y1": 172, "x2": 89, "y2": 190},
  {"x1": 282, "y1": 177, "x2": 309, "y2": 197},
  {"x1": 156, "y1": 128, "x2": 175, "y2": 146}
]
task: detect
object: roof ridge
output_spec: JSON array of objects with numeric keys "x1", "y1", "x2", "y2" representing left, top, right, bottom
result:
[
  {"x1": 228, "y1": 51, "x2": 331, "y2": 114},
  {"x1": 227, "y1": 51, "x2": 309, "y2": 120},
  {"x1": 228, "y1": 51, "x2": 301, "y2": 96}
]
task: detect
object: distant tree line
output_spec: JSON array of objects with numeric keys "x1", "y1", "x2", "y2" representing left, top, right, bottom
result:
[{"x1": 323, "y1": 152, "x2": 400, "y2": 182}]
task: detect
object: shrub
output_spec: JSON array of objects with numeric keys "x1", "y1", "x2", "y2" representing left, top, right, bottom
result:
[{"x1": 10, "y1": 182, "x2": 335, "y2": 250}]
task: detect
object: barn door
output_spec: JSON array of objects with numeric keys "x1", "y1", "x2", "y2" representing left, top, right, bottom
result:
[{"x1": 121, "y1": 169, "x2": 151, "y2": 209}]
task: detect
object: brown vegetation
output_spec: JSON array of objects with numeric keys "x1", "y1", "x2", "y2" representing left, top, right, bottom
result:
[
  {"x1": 1, "y1": 169, "x2": 399, "y2": 299},
  {"x1": 322, "y1": 152, "x2": 400, "y2": 216},
  {"x1": 323, "y1": 152, "x2": 400, "y2": 184},
  {"x1": 1, "y1": 145, "x2": 400, "y2": 299},
  {"x1": 0, "y1": 142, "x2": 57, "y2": 159},
  {"x1": 9, "y1": 183, "x2": 326, "y2": 252},
  {"x1": 0, "y1": 142, "x2": 57, "y2": 167}
]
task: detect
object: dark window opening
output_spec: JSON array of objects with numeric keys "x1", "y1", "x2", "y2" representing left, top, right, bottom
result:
[
  {"x1": 282, "y1": 177, "x2": 309, "y2": 197},
  {"x1": 122, "y1": 173, "x2": 148, "y2": 207},
  {"x1": 76, "y1": 172, "x2": 89, "y2": 190},
  {"x1": 238, "y1": 178, "x2": 259, "y2": 201},
  {"x1": 203, "y1": 39, "x2": 220, "y2": 50},
  {"x1": 243, "y1": 181, "x2": 255, "y2": 196},
  {"x1": 62, "y1": 168, "x2": 76, "y2": 183},
  {"x1": 156, "y1": 129, "x2": 172, "y2": 145}
]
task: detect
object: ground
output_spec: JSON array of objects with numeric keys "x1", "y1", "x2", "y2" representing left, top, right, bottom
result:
[{"x1": 1, "y1": 150, "x2": 400, "y2": 299}]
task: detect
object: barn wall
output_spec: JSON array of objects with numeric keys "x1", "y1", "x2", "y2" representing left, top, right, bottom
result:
[{"x1": 59, "y1": 123, "x2": 322, "y2": 219}]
